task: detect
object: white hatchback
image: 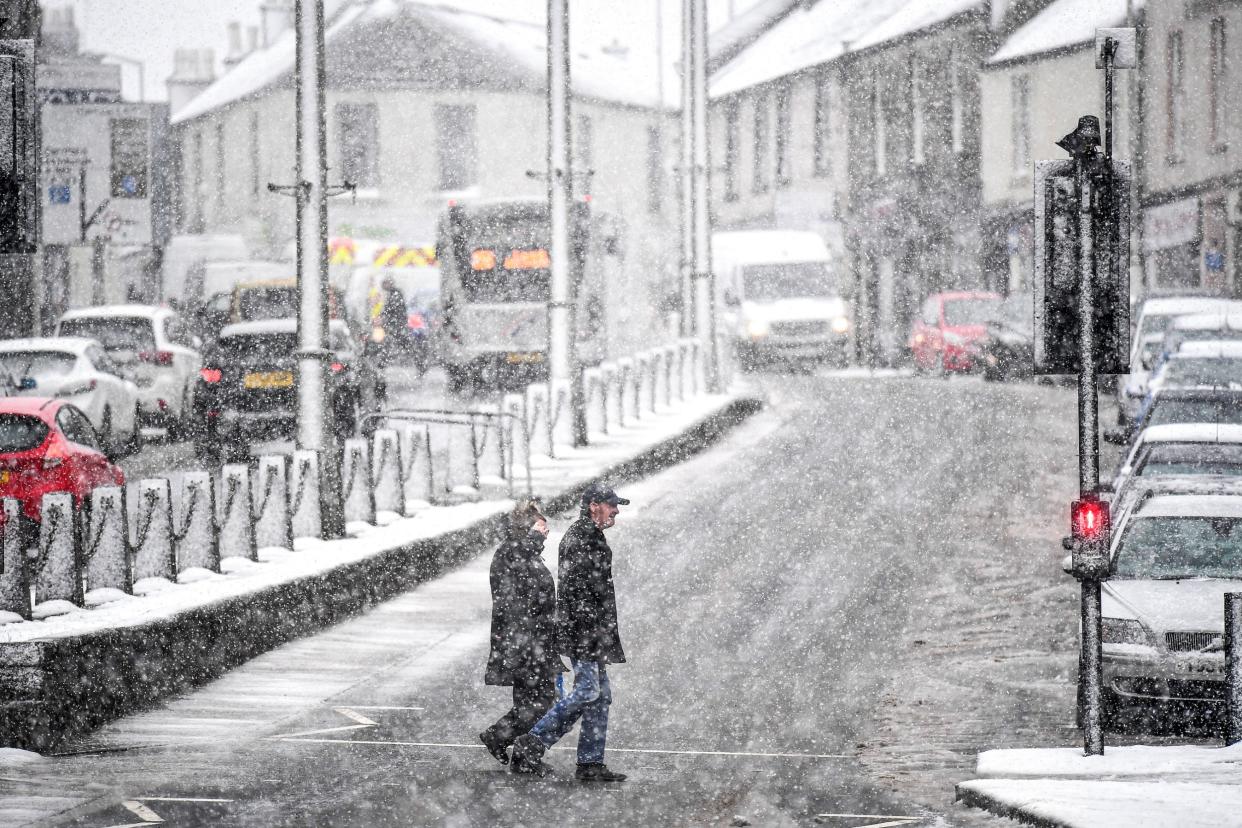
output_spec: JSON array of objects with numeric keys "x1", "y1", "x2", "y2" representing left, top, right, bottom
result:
[
  {"x1": 56, "y1": 305, "x2": 202, "y2": 438},
  {"x1": 0, "y1": 337, "x2": 141, "y2": 456}
]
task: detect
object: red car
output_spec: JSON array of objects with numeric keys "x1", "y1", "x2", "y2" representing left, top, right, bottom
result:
[
  {"x1": 0, "y1": 398, "x2": 125, "y2": 536},
  {"x1": 909, "y1": 291, "x2": 1003, "y2": 374}
]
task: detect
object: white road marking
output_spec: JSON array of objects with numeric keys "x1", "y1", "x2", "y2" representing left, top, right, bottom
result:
[
  {"x1": 132, "y1": 797, "x2": 234, "y2": 803},
  {"x1": 276, "y1": 737, "x2": 849, "y2": 760},
  {"x1": 814, "y1": 814, "x2": 922, "y2": 827},
  {"x1": 333, "y1": 707, "x2": 379, "y2": 726},
  {"x1": 267, "y1": 723, "x2": 374, "y2": 739},
  {"x1": 333, "y1": 705, "x2": 425, "y2": 711},
  {"x1": 121, "y1": 800, "x2": 163, "y2": 822}
]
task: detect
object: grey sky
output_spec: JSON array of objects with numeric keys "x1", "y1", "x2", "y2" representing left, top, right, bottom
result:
[{"x1": 58, "y1": 0, "x2": 762, "y2": 102}]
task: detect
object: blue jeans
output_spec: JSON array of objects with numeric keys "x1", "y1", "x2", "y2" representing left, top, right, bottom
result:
[{"x1": 528, "y1": 660, "x2": 611, "y2": 764}]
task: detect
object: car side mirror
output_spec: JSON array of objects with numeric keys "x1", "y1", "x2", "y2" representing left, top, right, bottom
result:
[
  {"x1": 1098, "y1": 480, "x2": 1115, "y2": 494},
  {"x1": 1140, "y1": 356, "x2": 1153, "y2": 371},
  {"x1": 192, "y1": 335, "x2": 203, "y2": 350},
  {"x1": 1102, "y1": 427, "x2": 1128, "y2": 445},
  {"x1": 1061, "y1": 552, "x2": 1074, "y2": 573}
]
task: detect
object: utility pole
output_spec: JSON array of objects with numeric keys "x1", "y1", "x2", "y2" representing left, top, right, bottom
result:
[
  {"x1": 0, "y1": 1, "x2": 38, "y2": 338},
  {"x1": 293, "y1": 0, "x2": 344, "y2": 538},
  {"x1": 690, "y1": 0, "x2": 720, "y2": 391},
  {"x1": 546, "y1": 0, "x2": 586, "y2": 447},
  {"x1": 679, "y1": 0, "x2": 694, "y2": 337}
]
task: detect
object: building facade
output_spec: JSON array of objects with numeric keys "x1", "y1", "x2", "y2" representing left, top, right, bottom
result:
[
  {"x1": 1140, "y1": 0, "x2": 1242, "y2": 295},
  {"x1": 170, "y1": 0, "x2": 679, "y2": 357}
]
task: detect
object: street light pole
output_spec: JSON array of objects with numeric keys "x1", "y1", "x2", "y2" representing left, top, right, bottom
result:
[
  {"x1": 546, "y1": 0, "x2": 586, "y2": 448},
  {"x1": 679, "y1": 0, "x2": 694, "y2": 338},
  {"x1": 293, "y1": 0, "x2": 343, "y2": 538},
  {"x1": 690, "y1": 0, "x2": 720, "y2": 391}
]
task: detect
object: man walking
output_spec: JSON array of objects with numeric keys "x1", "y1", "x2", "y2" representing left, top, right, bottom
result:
[{"x1": 510, "y1": 483, "x2": 629, "y2": 782}]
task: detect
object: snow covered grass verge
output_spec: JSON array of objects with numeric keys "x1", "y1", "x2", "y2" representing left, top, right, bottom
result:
[
  {"x1": 0, "y1": 392, "x2": 760, "y2": 751},
  {"x1": 957, "y1": 743, "x2": 1242, "y2": 828}
]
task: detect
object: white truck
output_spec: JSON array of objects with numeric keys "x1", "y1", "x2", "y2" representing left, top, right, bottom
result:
[{"x1": 711, "y1": 230, "x2": 851, "y2": 368}]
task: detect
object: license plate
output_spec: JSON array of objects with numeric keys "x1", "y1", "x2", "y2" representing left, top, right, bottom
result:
[
  {"x1": 505, "y1": 352, "x2": 544, "y2": 365},
  {"x1": 243, "y1": 370, "x2": 294, "y2": 389},
  {"x1": 0, "y1": 471, "x2": 8, "y2": 484}
]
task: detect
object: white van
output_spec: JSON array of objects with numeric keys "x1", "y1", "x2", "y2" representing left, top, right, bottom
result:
[{"x1": 711, "y1": 230, "x2": 850, "y2": 367}]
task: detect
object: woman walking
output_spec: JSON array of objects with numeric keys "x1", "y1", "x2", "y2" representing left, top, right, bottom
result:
[{"x1": 479, "y1": 501, "x2": 560, "y2": 765}]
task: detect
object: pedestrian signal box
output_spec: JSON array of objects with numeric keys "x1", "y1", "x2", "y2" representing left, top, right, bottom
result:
[
  {"x1": 0, "y1": 40, "x2": 36, "y2": 255},
  {"x1": 1033, "y1": 158, "x2": 1131, "y2": 374}
]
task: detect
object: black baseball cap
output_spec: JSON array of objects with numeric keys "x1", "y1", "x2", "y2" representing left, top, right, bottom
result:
[{"x1": 581, "y1": 482, "x2": 630, "y2": 506}]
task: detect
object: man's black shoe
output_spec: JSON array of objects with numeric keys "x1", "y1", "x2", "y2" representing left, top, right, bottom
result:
[
  {"x1": 575, "y1": 763, "x2": 627, "y2": 782},
  {"x1": 510, "y1": 733, "x2": 547, "y2": 776},
  {"x1": 478, "y1": 729, "x2": 509, "y2": 765}
]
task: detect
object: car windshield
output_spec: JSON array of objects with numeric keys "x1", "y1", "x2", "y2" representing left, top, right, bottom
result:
[
  {"x1": 740, "y1": 262, "x2": 834, "y2": 302},
  {"x1": 1159, "y1": 358, "x2": 1242, "y2": 388},
  {"x1": 0, "y1": 351, "x2": 75, "y2": 381},
  {"x1": 943, "y1": 298, "x2": 1003, "y2": 326},
  {"x1": 1148, "y1": 399, "x2": 1242, "y2": 428},
  {"x1": 0, "y1": 413, "x2": 48, "y2": 453},
  {"x1": 216, "y1": 332, "x2": 298, "y2": 360},
  {"x1": 1115, "y1": 515, "x2": 1242, "y2": 580},
  {"x1": 59, "y1": 317, "x2": 156, "y2": 351},
  {"x1": 1139, "y1": 444, "x2": 1242, "y2": 477},
  {"x1": 239, "y1": 288, "x2": 299, "y2": 320}
]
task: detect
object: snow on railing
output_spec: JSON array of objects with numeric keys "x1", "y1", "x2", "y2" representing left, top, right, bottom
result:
[{"x1": 0, "y1": 338, "x2": 720, "y2": 622}]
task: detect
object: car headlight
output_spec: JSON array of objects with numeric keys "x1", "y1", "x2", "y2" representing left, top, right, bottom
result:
[
  {"x1": 1102, "y1": 617, "x2": 1152, "y2": 646},
  {"x1": 831, "y1": 316, "x2": 850, "y2": 334},
  {"x1": 370, "y1": 326, "x2": 386, "y2": 343},
  {"x1": 746, "y1": 320, "x2": 770, "y2": 339}
]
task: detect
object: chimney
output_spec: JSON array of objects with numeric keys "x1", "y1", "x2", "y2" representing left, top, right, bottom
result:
[
  {"x1": 261, "y1": 1, "x2": 294, "y2": 48},
  {"x1": 224, "y1": 21, "x2": 245, "y2": 69},
  {"x1": 166, "y1": 48, "x2": 216, "y2": 118},
  {"x1": 41, "y1": 5, "x2": 81, "y2": 58}
]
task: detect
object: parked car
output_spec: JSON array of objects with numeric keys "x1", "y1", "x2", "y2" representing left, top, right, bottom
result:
[
  {"x1": 979, "y1": 293, "x2": 1033, "y2": 381},
  {"x1": 1161, "y1": 311, "x2": 1242, "y2": 355},
  {"x1": 1116, "y1": 297, "x2": 1242, "y2": 426},
  {"x1": 1101, "y1": 485, "x2": 1242, "y2": 732},
  {"x1": 0, "y1": 398, "x2": 125, "y2": 544},
  {"x1": 1144, "y1": 341, "x2": 1242, "y2": 400},
  {"x1": 193, "y1": 318, "x2": 362, "y2": 462},
  {"x1": 56, "y1": 305, "x2": 202, "y2": 440},
  {"x1": 0, "y1": 338, "x2": 141, "y2": 457},
  {"x1": 1108, "y1": 423, "x2": 1242, "y2": 500},
  {"x1": 909, "y1": 291, "x2": 1003, "y2": 375},
  {"x1": 1107, "y1": 387, "x2": 1242, "y2": 446}
]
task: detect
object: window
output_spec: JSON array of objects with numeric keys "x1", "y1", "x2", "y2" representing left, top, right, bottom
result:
[
  {"x1": 911, "y1": 59, "x2": 925, "y2": 165},
  {"x1": 1011, "y1": 74, "x2": 1031, "y2": 175},
  {"x1": 874, "y1": 72, "x2": 887, "y2": 177},
  {"x1": 949, "y1": 48, "x2": 964, "y2": 154},
  {"x1": 775, "y1": 84, "x2": 792, "y2": 188},
  {"x1": 1166, "y1": 31, "x2": 1185, "y2": 163},
  {"x1": 645, "y1": 126, "x2": 662, "y2": 214},
  {"x1": 337, "y1": 102, "x2": 380, "y2": 188},
  {"x1": 1210, "y1": 18, "x2": 1227, "y2": 148},
  {"x1": 813, "y1": 71, "x2": 831, "y2": 177},
  {"x1": 724, "y1": 100, "x2": 740, "y2": 200},
  {"x1": 435, "y1": 104, "x2": 477, "y2": 191},
  {"x1": 249, "y1": 109, "x2": 261, "y2": 196},
  {"x1": 577, "y1": 114, "x2": 593, "y2": 173},
  {"x1": 751, "y1": 94, "x2": 770, "y2": 193},
  {"x1": 56, "y1": 406, "x2": 100, "y2": 452}
]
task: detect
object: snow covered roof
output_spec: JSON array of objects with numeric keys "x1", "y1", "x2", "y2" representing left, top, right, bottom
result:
[
  {"x1": 1174, "y1": 341, "x2": 1242, "y2": 359},
  {"x1": 989, "y1": 0, "x2": 1144, "y2": 65},
  {"x1": 1140, "y1": 424, "x2": 1242, "y2": 446},
  {"x1": 0, "y1": 337, "x2": 95, "y2": 355},
  {"x1": 710, "y1": 0, "x2": 982, "y2": 99},
  {"x1": 1138, "y1": 493, "x2": 1242, "y2": 520},
  {"x1": 57, "y1": 304, "x2": 174, "y2": 322},
  {"x1": 173, "y1": 0, "x2": 674, "y2": 126},
  {"x1": 707, "y1": 0, "x2": 801, "y2": 71}
]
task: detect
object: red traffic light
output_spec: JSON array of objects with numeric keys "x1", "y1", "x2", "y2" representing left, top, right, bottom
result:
[{"x1": 1072, "y1": 496, "x2": 1110, "y2": 541}]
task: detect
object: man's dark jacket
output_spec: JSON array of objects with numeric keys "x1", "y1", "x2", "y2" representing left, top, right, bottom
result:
[
  {"x1": 485, "y1": 530, "x2": 560, "y2": 686},
  {"x1": 556, "y1": 514, "x2": 626, "y2": 663}
]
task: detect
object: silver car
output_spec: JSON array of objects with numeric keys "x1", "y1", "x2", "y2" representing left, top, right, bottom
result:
[{"x1": 1102, "y1": 487, "x2": 1242, "y2": 731}]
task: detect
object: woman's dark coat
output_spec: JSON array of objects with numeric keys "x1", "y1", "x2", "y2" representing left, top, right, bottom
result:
[
  {"x1": 556, "y1": 514, "x2": 626, "y2": 664},
  {"x1": 484, "y1": 530, "x2": 560, "y2": 686}
]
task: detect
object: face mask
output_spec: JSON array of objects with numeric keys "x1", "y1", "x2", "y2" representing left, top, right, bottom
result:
[{"x1": 528, "y1": 528, "x2": 546, "y2": 541}]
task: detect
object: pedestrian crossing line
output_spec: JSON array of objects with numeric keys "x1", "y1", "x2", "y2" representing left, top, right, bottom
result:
[
  {"x1": 813, "y1": 814, "x2": 922, "y2": 828},
  {"x1": 273, "y1": 736, "x2": 850, "y2": 760}
]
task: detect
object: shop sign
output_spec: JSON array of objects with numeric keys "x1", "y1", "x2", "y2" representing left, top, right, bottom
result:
[{"x1": 1143, "y1": 197, "x2": 1198, "y2": 253}]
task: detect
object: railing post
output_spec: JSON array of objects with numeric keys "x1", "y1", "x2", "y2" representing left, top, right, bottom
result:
[
  {"x1": 132, "y1": 479, "x2": 175, "y2": 584},
  {"x1": 0, "y1": 498, "x2": 30, "y2": 619},
  {"x1": 343, "y1": 437, "x2": 376, "y2": 524},
  {"x1": 1227, "y1": 592, "x2": 1242, "y2": 746},
  {"x1": 254, "y1": 455, "x2": 293, "y2": 550},
  {"x1": 372, "y1": 428, "x2": 406, "y2": 516},
  {"x1": 84, "y1": 485, "x2": 130, "y2": 594},
  {"x1": 34, "y1": 492, "x2": 81, "y2": 607},
  {"x1": 177, "y1": 472, "x2": 219, "y2": 573},
  {"x1": 219, "y1": 464, "x2": 258, "y2": 562},
  {"x1": 290, "y1": 449, "x2": 323, "y2": 540}
]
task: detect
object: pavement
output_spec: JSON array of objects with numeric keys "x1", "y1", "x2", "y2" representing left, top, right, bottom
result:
[{"x1": 0, "y1": 368, "x2": 1159, "y2": 827}]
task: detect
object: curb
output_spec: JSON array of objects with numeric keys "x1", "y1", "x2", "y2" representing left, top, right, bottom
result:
[
  {"x1": 955, "y1": 782, "x2": 1071, "y2": 828},
  {"x1": 0, "y1": 395, "x2": 762, "y2": 752}
]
